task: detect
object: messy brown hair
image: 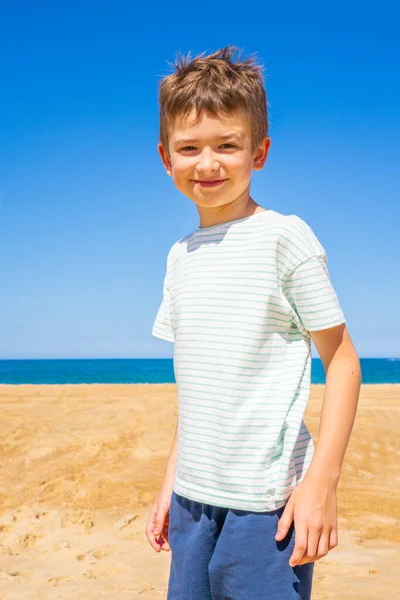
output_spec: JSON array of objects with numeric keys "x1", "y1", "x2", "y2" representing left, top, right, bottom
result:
[{"x1": 159, "y1": 45, "x2": 268, "y2": 154}]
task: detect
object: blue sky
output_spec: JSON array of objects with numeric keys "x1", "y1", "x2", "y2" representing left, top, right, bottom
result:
[{"x1": 0, "y1": 1, "x2": 399, "y2": 359}]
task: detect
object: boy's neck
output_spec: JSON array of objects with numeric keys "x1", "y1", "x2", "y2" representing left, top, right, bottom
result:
[{"x1": 197, "y1": 196, "x2": 266, "y2": 229}]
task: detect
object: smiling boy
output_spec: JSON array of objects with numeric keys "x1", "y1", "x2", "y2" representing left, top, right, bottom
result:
[{"x1": 146, "y1": 46, "x2": 361, "y2": 600}]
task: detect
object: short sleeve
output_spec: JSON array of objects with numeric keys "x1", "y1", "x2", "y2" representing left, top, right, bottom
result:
[
  {"x1": 280, "y1": 216, "x2": 346, "y2": 334},
  {"x1": 282, "y1": 256, "x2": 347, "y2": 333},
  {"x1": 152, "y1": 272, "x2": 175, "y2": 343}
]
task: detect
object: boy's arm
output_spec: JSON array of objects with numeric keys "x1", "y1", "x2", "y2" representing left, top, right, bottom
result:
[
  {"x1": 160, "y1": 419, "x2": 179, "y2": 493},
  {"x1": 304, "y1": 323, "x2": 361, "y2": 483},
  {"x1": 275, "y1": 323, "x2": 361, "y2": 566},
  {"x1": 146, "y1": 419, "x2": 178, "y2": 552}
]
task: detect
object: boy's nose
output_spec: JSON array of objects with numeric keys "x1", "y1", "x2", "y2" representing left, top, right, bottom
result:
[{"x1": 196, "y1": 148, "x2": 220, "y2": 173}]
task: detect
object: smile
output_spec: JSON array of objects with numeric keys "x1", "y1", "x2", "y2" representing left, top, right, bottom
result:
[{"x1": 193, "y1": 179, "x2": 227, "y2": 188}]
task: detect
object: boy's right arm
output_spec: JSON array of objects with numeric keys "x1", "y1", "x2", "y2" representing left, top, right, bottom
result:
[
  {"x1": 161, "y1": 419, "x2": 179, "y2": 493},
  {"x1": 145, "y1": 419, "x2": 178, "y2": 552}
]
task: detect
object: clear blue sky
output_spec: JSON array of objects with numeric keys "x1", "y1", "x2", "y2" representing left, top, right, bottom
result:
[{"x1": 1, "y1": 1, "x2": 399, "y2": 359}]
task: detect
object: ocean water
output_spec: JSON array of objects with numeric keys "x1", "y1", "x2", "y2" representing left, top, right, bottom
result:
[{"x1": 0, "y1": 358, "x2": 399, "y2": 385}]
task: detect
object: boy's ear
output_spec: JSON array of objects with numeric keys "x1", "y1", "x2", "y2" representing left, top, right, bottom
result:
[
  {"x1": 158, "y1": 143, "x2": 172, "y2": 176},
  {"x1": 253, "y1": 136, "x2": 271, "y2": 171}
]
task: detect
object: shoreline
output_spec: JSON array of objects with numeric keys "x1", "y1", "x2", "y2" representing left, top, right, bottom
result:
[{"x1": 1, "y1": 382, "x2": 399, "y2": 386}]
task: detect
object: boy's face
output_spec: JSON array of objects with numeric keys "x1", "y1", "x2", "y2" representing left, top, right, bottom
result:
[{"x1": 158, "y1": 109, "x2": 270, "y2": 211}]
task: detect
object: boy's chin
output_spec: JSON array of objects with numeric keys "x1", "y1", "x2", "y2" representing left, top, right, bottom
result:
[
  {"x1": 190, "y1": 197, "x2": 233, "y2": 209},
  {"x1": 187, "y1": 189, "x2": 235, "y2": 206}
]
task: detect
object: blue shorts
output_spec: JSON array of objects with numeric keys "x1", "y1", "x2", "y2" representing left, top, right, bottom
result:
[{"x1": 167, "y1": 491, "x2": 314, "y2": 600}]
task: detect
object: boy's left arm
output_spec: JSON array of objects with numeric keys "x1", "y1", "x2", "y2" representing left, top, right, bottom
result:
[{"x1": 275, "y1": 322, "x2": 361, "y2": 567}]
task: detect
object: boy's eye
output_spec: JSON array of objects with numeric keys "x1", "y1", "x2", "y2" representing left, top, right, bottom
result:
[{"x1": 178, "y1": 143, "x2": 237, "y2": 152}]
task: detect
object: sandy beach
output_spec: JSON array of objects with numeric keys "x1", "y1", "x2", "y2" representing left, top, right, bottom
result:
[{"x1": 0, "y1": 383, "x2": 399, "y2": 599}]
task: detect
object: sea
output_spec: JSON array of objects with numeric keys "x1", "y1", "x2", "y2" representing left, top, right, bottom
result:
[{"x1": 0, "y1": 358, "x2": 399, "y2": 385}]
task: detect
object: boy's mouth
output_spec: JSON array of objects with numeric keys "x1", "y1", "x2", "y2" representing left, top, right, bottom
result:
[{"x1": 193, "y1": 179, "x2": 227, "y2": 188}]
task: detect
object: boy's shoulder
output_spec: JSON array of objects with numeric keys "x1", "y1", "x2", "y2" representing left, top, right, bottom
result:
[
  {"x1": 268, "y1": 210, "x2": 321, "y2": 240},
  {"x1": 271, "y1": 211, "x2": 325, "y2": 255}
]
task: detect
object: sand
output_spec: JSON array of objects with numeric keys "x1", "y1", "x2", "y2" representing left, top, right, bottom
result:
[{"x1": 0, "y1": 383, "x2": 399, "y2": 599}]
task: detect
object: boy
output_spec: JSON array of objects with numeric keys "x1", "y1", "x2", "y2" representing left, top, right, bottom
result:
[{"x1": 146, "y1": 46, "x2": 361, "y2": 600}]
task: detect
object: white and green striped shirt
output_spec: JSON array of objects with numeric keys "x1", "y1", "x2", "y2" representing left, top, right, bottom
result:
[{"x1": 152, "y1": 209, "x2": 346, "y2": 512}]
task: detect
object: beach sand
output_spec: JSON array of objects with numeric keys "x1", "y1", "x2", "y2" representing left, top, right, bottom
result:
[{"x1": 0, "y1": 383, "x2": 399, "y2": 599}]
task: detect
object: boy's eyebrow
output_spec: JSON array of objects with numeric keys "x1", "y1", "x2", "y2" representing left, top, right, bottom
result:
[{"x1": 173, "y1": 132, "x2": 243, "y2": 147}]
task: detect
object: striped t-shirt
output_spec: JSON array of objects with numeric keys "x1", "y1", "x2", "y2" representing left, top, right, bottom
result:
[{"x1": 152, "y1": 209, "x2": 346, "y2": 512}]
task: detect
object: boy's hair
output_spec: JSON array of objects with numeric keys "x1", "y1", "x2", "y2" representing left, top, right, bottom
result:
[{"x1": 159, "y1": 45, "x2": 268, "y2": 154}]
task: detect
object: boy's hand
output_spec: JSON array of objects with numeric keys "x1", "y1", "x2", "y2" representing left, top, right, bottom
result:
[
  {"x1": 275, "y1": 473, "x2": 338, "y2": 567},
  {"x1": 145, "y1": 488, "x2": 173, "y2": 553}
]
